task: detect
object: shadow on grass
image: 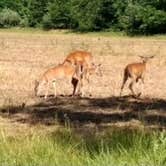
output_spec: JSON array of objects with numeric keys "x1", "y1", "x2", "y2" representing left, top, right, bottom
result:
[{"x1": 0, "y1": 95, "x2": 166, "y2": 128}]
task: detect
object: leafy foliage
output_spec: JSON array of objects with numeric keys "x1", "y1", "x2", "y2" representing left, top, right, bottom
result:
[
  {"x1": 43, "y1": 0, "x2": 71, "y2": 29},
  {"x1": 0, "y1": 0, "x2": 165, "y2": 34},
  {"x1": 0, "y1": 8, "x2": 21, "y2": 28},
  {"x1": 70, "y1": 0, "x2": 102, "y2": 31},
  {"x1": 27, "y1": 0, "x2": 51, "y2": 27},
  {"x1": 119, "y1": 3, "x2": 166, "y2": 35}
]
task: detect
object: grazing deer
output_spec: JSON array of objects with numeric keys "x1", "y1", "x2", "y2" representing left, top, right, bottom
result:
[
  {"x1": 120, "y1": 55, "x2": 154, "y2": 97},
  {"x1": 34, "y1": 61, "x2": 83, "y2": 99}
]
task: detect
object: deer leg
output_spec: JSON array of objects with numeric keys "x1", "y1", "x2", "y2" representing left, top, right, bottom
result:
[
  {"x1": 77, "y1": 79, "x2": 82, "y2": 95},
  {"x1": 88, "y1": 84, "x2": 92, "y2": 97},
  {"x1": 120, "y1": 74, "x2": 128, "y2": 96},
  {"x1": 44, "y1": 82, "x2": 50, "y2": 99},
  {"x1": 35, "y1": 83, "x2": 41, "y2": 97},
  {"x1": 138, "y1": 77, "x2": 145, "y2": 97},
  {"x1": 84, "y1": 72, "x2": 92, "y2": 96},
  {"x1": 78, "y1": 68, "x2": 87, "y2": 97},
  {"x1": 129, "y1": 80, "x2": 136, "y2": 96},
  {"x1": 141, "y1": 76, "x2": 145, "y2": 84},
  {"x1": 71, "y1": 77, "x2": 79, "y2": 96},
  {"x1": 52, "y1": 81, "x2": 57, "y2": 98},
  {"x1": 36, "y1": 81, "x2": 45, "y2": 97},
  {"x1": 85, "y1": 72, "x2": 90, "y2": 84},
  {"x1": 80, "y1": 78, "x2": 85, "y2": 97},
  {"x1": 85, "y1": 73, "x2": 92, "y2": 96},
  {"x1": 73, "y1": 76, "x2": 85, "y2": 97}
]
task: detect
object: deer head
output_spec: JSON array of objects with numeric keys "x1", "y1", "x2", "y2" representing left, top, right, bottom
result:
[{"x1": 139, "y1": 55, "x2": 155, "y2": 63}]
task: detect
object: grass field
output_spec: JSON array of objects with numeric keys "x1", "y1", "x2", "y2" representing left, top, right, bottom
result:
[
  {"x1": 0, "y1": 29, "x2": 165, "y2": 165},
  {"x1": 0, "y1": 127, "x2": 166, "y2": 166}
]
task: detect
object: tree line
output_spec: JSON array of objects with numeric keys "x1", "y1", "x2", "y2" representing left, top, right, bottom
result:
[{"x1": 0, "y1": 0, "x2": 166, "y2": 35}]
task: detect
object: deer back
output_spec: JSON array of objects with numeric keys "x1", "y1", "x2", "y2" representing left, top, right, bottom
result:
[
  {"x1": 64, "y1": 50, "x2": 93, "y2": 66},
  {"x1": 126, "y1": 62, "x2": 146, "y2": 78}
]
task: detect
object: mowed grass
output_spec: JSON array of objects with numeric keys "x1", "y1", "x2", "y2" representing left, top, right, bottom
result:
[{"x1": 0, "y1": 127, "x2": 165, "y2": 166}]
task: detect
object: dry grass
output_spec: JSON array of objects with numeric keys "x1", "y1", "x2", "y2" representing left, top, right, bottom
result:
[{"x1": 0, "y1": 30, "x2": 165, "y2": 132}]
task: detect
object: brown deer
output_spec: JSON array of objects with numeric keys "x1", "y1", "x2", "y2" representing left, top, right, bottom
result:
[
  {"x1": 120, "y1": 55, "x2": 154, "y2": 97},
  {"x1": 63, "y1": 50, "x2": 94, "y2": 82},
  {"x1": 34, "y1": 61, "x2": 83, "y2": 99},
  {"x1": 63, "y1": 50, "x2": 93, "y2": 68},
  {"x1": 76, "y1": 62, "x2": 102, "y2": 96},
  {"x1": 63, "y1": 50, "x2": 102, "y2": 96}
]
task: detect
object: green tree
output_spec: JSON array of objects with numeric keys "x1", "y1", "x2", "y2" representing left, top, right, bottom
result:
[
  {"x1": 0, "y1": 8, "x2": 21, "y2": 28},
  {"x1": 0, "y1": 0, "x2": 21, "y2": 11},
  {"x1": 119, "y1": 3, "x2": 166, "y2": 34},
  {"x1": 70, "y1": 0, "x2": 102, "y2": 31},
  {"x1": 28, "y1": 0, "x2": 51, "y2": 27},
  {"x1": 43, "y1": 0, "x2": 72, "y2": 29}
]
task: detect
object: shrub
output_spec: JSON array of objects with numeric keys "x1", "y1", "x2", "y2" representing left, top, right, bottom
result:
[
  {"x1": 119, "y1": 4, "x2": 166, "y2": 35},
  {"x1": 19, "y1": 17, "x2": 29, "y2": 27},
  {"x1": 42, "y1": 13, "x2": 53, "y2": 30},
  {"x1": 70, "y1": 0, "x2": 102, "y2": 31},
  {"x1": 42, "y1": 0, "x2": 71, "y2": 29},
  {"x1": 0, "y1": 8, "x2": 21, "y2": 28},
  {"x1": 27, "y1": 0, "x2": 51, "y2": 27}
]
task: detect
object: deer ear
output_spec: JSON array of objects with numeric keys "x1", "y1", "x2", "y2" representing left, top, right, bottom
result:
[
  {"x1": 91, "y1": 62, "x2": 95, "y2": 66},
  {"x1": 139, "y1": 55, "x2": 144, "y2": 59},
  {"x1": 149, "y1": 55, "x2": 155, "y2": 59}
]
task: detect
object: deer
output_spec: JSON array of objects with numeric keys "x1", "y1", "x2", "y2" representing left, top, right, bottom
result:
[
  {"x1": 120, "y1": 55, "x2": 154, "y2": 97},
  {"x1": 63, "y1": 50, "x2": 93, "y2": 69},
  {"x1": 63, "y1": 50, "x2": 102, "y2": 94},
  {"x1": 63, "y1": 50, "x2": 103, "y2": 96},
  {"x1": 63, "y1": 50, "x2": 94, "y2": 82},
  {"x1": 34, "y1": 61, "x2": 83, "y2": 99},
  {"x1": 76, "y1": 62, "x2": 102, "y2": 97}
]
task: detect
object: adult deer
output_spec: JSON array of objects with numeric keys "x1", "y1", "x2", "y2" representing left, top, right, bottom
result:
[
  {"x1": 63, "y1": 50, "x2": 102, "y2": 96},
  {"x1": 120, "y1": 55, "x2": 154, "y2": 97},
  {"x1": 63, "y1": 51, "x2": 95, "y2": 82},
  {"x1": 34, "y1": 61, "x2": 83, "y2": 99},
  {"x1": 63, "y1": 50, "x2": 93, "y2": 69}
]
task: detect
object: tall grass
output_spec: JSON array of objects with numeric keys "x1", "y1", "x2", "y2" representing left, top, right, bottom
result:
[{"x1": 0, "y1": 128, "x2": 165, "y2": 166}]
